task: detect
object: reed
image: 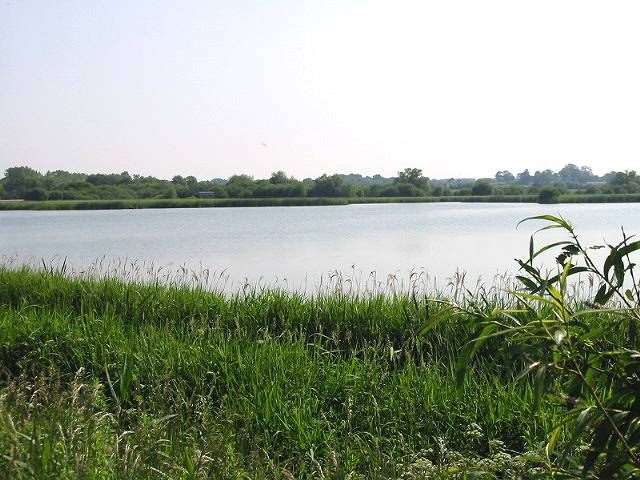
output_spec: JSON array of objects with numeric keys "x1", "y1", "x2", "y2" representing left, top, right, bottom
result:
[{"x1": 0, "y1": 266, "x2": 565, "y2": 479}]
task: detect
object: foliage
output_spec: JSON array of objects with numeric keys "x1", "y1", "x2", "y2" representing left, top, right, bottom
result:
[
  {"x1": 23, "y1": 187, "x2": 49, "y2": 201},
  {"x1": 537, "y1": 186, "x2": 562, "y2": 204},
  {"x1": 1, "y1": 163, "x2": 632, "y2": 203},
  {"x1": 471, "y1": 179, "x2": 494, "y2": 196},
  {"x1": 452, "y1": 215, "x2": 640, "y2": 477},
  {"x1": 0, "y1": 266, "x2": 563, "y2": 479}
]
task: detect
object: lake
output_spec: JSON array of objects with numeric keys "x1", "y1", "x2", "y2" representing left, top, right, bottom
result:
[{"x1": 3, "y1": 202, "x2": 640, "y2": 292}]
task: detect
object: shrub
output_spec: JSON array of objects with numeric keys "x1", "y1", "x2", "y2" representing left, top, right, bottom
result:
[
  {"x1": 471, "y1": 180, "x2": 493, "y2": 195},
  {"x1": 23, "y1": 187, "x2": 49, "y2": 201},
  {"x1": 538, "y1": 186, "x2": 561, "y2": 204}
]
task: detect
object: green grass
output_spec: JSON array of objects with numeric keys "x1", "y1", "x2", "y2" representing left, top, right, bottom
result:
[
  {"x1": 0, "y1": 266, "x2": 596, "y2": 479},
  {"x1": 3, "y1": 193, "x2": 640, "y2": 211},
  {"x1": 0, "y1": 195, "x2": 538, "y2": 210}
]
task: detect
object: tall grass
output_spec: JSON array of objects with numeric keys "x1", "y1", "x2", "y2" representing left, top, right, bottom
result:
[
  {"x1": 9, "y1": 192, "x2": 640, "y2": 211},
  {"x1": 0, "y1": 266, "x2": 571, "y2": 479}
]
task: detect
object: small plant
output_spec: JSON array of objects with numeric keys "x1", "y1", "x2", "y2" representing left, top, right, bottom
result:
[{"x1": 453, "y1": 215, "x2": 640, "y2": 477}]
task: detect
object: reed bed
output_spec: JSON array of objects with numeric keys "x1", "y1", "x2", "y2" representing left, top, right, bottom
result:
[{"x1": 0, "y1": 265, "x2": 613, "y2": 479}]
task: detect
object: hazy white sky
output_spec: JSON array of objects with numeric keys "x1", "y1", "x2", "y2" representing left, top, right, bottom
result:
[{"x1": 1, "y1": 1, "x2": 639, "y2": 180}]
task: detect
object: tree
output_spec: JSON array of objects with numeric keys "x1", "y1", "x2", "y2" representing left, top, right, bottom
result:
[
  {"x1": 471, "y1": 179, "x2": 493, "y2": 195},
  {"x1": 310, "y1": 174, "x2": 352, "y2": 197},
  {"x1": 532, "y1": 169, "x2": 557, "y2": 187},
  {"x1": 269, "y1": 171, "x2": 289, "y2": 184},
  {"x1": 24, "y1": 187, "x2": 49, "y2": 201},
  {"x1": 607, "y1": 170, "x2": 640, "y2": 193},
  {"x1": 516, "y1": 169, "x2": 532, "y2": 185},
  {"x1": 396, "y1": 183, "x2": 422, "y2": 196},
  {"x1": 538, "y1": 186, "x2": 561, "y2": 204},
  {"x1": 3, "y1": 166, "x2": 43, "y2": 198},
  {"x1": 226, "y1": 175, "x2": 254, "y2": 187},
  {"x1": 558, "y1": 164, "x2": 594, "y2": 185},
  {"x1": 396, "y1": 168, "x2": 429, "y2": 190},
  {"x1": 495, "y1": 170, "x2": 515, "y2": 183}
]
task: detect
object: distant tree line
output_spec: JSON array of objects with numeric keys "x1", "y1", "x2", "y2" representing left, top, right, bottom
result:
[{"x1": 0, "y1": 164, "x2": 638, "y2": 202}]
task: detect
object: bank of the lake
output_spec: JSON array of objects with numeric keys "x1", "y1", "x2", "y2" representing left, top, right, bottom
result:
[
  {"x1": 3, "y1": 193, "x2": 640, "y2": 210},
  {"x1": 0, "y1": 266, "x2": 575, "y2": 478}
]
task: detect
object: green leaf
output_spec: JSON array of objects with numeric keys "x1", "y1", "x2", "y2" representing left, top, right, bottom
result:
[
  {"x1": 515, "y1": 275, "x2": 539, "y2": 292},
  {"x1": 419, "y1": 306, "x2": 453, "y2": 336},
  {"x1": 545, "y1": 425, "x2": 563, "y2": 459},
  {"x1": 593, "y1": 284, "x2": 615, "y2": 305},
  {"x1": 575, "y1": 407, "x2": 594, "y2": 434},
  {"x1": 533, "y1": 364, "x2": 547, "y2": 410},
  {"x1": 517, "y1": 215, "x2": 573, "y2": 232},
  {"x1": 533, "y1": 241, "x2": 575, "y2": 261},
  {"x1": 618, "y1": 240, "x2": 640, "y2": 258},
  {"x1": 455, "y1": 323, "x2": 496, "y2": 386}
]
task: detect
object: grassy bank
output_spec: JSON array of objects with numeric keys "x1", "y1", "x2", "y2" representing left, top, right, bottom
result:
[
  {"x1": 3, "y1": 193, "x2": 640, "y2": 211},
  {"x1": 0, "y1": 195, "x2": 534, "y2": 210},
  {"x1": 3, "y1": 265, "x2": 619, "y2": 479}
]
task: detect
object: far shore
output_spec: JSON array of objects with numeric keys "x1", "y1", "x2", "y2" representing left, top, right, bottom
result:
[{"x1": 2, "y1": 193, "x2": 640, "y2": 211}]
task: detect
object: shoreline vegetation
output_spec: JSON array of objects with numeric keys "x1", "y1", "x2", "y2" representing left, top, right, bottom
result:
[
  {"x1": 1, "y1": 216, "x2": 640, "y2": 477},
  {"x1": 3, "y1": 192, "x2": 640, "y2": 210},
  {"x1": 3, "y1": 164, "x2": 640, "y2": 210},
  {"x1": 0, "y1": 265, "x2": 567, "y2": 478}
]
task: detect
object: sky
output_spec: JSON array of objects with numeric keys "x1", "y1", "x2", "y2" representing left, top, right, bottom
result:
[{"x1": 1, "y1": 1, "x2": 639, "y2": 180}]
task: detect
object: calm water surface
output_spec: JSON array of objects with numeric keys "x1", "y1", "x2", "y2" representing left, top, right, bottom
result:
[{"x1": 3, "y1": 203, "x2": 640, "y2": 290}]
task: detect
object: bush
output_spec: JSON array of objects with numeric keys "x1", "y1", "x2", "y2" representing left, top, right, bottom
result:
[
  {"x1": 471, "y1": 180, "x2": 494, "y2": 196},
  {"x1": 396, "y1": 182, "x2": 423, "y2": 197},
  {"x1": 47, "y1": 191, "x2": 65, "y2": 200},
  {"x1": 23, "y1": 188, "x2": 49, "y2": 201},
  {"x1": 538, "y1": 186, "x2": 561, "y2": 204}
]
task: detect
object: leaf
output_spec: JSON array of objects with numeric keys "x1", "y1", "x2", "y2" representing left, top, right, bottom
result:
[
  {"x1": 545, "y1": 425, "x2": 563, "y2": 459},
  {"x1": 516, "y1": 361, "x2": 542, "y2": 381},
  {"x1": 594, "y1": 284, "x2": 615, "y2": 306},
  {"x1": 575, "y1": 407, "x2": 594, "y2": 434},
  {"x1": 455, "y1": 323, "x2": 496, "y2": 386},
  {"x1": 515, "y1": 275, "x2": 539, "y2": 292},
  {"x1": 533, "y1": 364, "x2": 547, "y2": 410},
  {"x1": 618, "y1": 240, "x2": 640, "y2": 258},
  {"x1": 516, "y1": 259, "x2": 542, "y2": 279},
  {"x1": 419, "y1": 306, "x2": 454, "y2": 336},
  {"x1": 546, "y1": 266, "x2": 589, "y2": 287},
  {"x1": 530, "y1": 241, "x2": 575, "y2": 263},
  {"x1": 517, "y1": 215, "x2": 573, "y2": 232}
]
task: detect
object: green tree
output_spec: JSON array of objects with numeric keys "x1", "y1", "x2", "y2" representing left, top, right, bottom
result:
[
  {"x1": 396, "y1": 168, "x2": 429, "y2": 190},
  {"x1": 471, "y1": 179, "x2": 493, "y2": 195},
  {"x1": 516, "y1": 169, "x2": 532, "y2": 185},
  {"x1": 24, "y1": 187, "x2": 49, "y2": 201},
  {"x1": 310, "y1": 174, "x2": 352, "y2": 197},
  {"x1": 495, "y1": 170, "x2": 515, "y2": 183},
  {"x1": 269, "y1": 171, "x2": 289, "y2": 184},
  {"x1": 3, "y1": 166, "x2": 43, "y2": 198},
  {"x1": 538, "y1": 185, "x2": 561, "y2": 204}
]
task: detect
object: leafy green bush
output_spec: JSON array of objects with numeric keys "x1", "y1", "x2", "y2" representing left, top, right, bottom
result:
[
  {"x1": 538, "y1": 186, "x2": 561, "y2": 204},
  {"x1": 452, "y1": 215, "x2": 640, "y2": 477},
  {"x1": 23, "y1": 187, "x2": 49, "y2": 201}
]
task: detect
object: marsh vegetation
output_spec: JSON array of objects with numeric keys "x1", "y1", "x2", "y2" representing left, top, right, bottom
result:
[{"x1": 0, "y1": 217, "x2": 639, "y2": 478}]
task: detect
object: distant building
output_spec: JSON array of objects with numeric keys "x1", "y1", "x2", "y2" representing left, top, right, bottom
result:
[{"x1": 197, "y1": 191, "x2": 216, "y2": 198}]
